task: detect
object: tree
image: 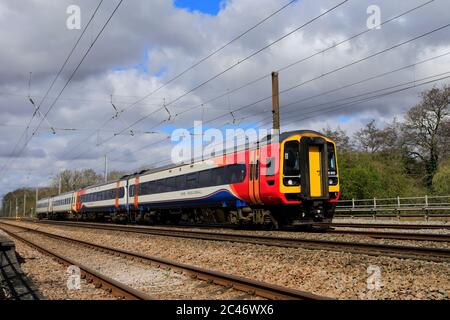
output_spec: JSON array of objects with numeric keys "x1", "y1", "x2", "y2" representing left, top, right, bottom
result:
[
  {"x1": 402, "y1": 85, "x2": 450, "y2": 187},
  {"x1": 354, "y1": 119, "x2": 399, "y2": 153},
  {"x1": 51, "y1": 169, "x2": 103, "y2": 193},
  {"x1": 432, "y1": 158, "x2": 450, "y2": 195},
  {"x1": 321, "y1": 125, "x2": 352, "y2": 152},
  {"x1": 338, "y1": 152, "x2": 424, "y2": 199},
  {"x1": 107, "y1": 170, "x2": 128, "y2": 181}
]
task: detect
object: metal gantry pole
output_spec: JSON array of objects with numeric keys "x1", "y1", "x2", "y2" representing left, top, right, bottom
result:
[
  {"x1": 35, "y1": 188, "x2": 39, "y2": 218},
  {"x1": 104, "y1": 154, "x2": 108, "y2": 182},
  {"x1": 23, "y1": 192, "x2": 27, "y2": 217}
]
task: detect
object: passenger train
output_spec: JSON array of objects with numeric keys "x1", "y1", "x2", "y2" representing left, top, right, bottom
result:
[{"x1": 36, "y1": 130, "x2": 340, "y2": 228}]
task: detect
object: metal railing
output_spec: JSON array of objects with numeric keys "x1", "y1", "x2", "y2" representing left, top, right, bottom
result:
[{"x1": 336, "y1": 195, "x2": 450, "y2": 214}]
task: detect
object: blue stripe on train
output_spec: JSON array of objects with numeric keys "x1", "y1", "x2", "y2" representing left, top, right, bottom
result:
[
  {"x1": 79, "y1": 190, "x2": 247, "y2": 212},
  {"x1": 137, "y1": 189, "x2": 242, "y2": 210}
]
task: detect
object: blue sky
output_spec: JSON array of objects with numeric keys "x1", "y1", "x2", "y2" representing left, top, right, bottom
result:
[{"x1": 174, "y1": 0, "x2": 224, "y2": 15}]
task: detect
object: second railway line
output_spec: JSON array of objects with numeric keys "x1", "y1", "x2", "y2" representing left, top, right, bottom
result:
[{"x1": 4, "y1": 219, "x2": 450, "y2": 263}]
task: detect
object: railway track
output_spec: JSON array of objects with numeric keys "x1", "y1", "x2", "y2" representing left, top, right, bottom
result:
[
  {"x1": 33, "y1": 219, "x2": 450, "y2": 242},
  {"x1": 1, "y1": 227, "x2": 152, "y2": 300},
  {"x1": 0, "y1": 222, "x2": 328, "y2": 300},
  {"x1": 327, "y1": 229, "x2": 450, "y2": 242},
  {"x1": 319, "y1": 222, "x2": 450, "y2": 230},
  {"x1": 8, "y1": 219, "x2": 450, "y2": 263}
]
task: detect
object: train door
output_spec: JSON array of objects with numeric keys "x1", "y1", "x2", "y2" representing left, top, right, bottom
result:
[
  {"x1": 308, "y1": 146, "x2": 322, "y2": 197},
  {"x1": 248, "y1": 147, "x2": 262, "y2": 204},
  {"x1": 299, "y1": 137, "x2": 329, "y2": 199}
]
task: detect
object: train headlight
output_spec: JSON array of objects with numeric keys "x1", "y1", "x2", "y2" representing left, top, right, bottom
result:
[
  {"x1": 283, "y1": 177, "x2": 300, "y2": 186},
  {"x1": 328, "y1": 177, "x2": 338, "y2": 185}
]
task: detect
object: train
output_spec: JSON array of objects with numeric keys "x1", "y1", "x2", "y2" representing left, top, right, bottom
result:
[{"x1": 36, "y1": 130, "x2": 340, "y2": 229}]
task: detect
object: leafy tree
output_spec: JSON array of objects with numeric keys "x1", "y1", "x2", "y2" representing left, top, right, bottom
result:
[
  {"x1": 107, "y1": 170, "x2": 128, "y2": 181},
  {"x1": 338, "y1": 152, "x2": 424, "y2": 199},
  {"x1": 402, "y1": 85, "x2": 450, "y2": 187},
  {"x1": 432, "y1": 158, "x2": 450, "y2": 195}
]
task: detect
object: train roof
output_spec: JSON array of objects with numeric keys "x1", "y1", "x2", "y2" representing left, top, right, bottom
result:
[
  {"x1": 41, "y1": 130, "x2": 333, "y2": 192},
  {"x1": 125, "y1": 130, "x2": 332, "y2": 178},
  {"x1": 279, "y1": 130, "x2": 331, "y2": 141}
]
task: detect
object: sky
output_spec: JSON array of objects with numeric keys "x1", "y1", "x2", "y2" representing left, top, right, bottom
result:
[
  {"x1": 1, "y1": 0, "x2": 450, "y2": 202},
  {"x1": 175, "y1": 0, "x2": 224, "y2": 15}
]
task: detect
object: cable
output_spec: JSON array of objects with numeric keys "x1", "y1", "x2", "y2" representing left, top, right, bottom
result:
[
  {"x1": 68, "y1": 13, "x2": 450, "y2": 172},
  {"x1": 117, "y1": 0, "x2": 299, "y2": 114},
  {"x1": 0, "y1": 0, "x2": 105, "y2": 176},
  {"x1": 58, "y1": 0, "x2": 300, "y2": 160},
  {"x1": 63, "y1": 0, "x2": 430, "y2": 163},
  {"x1": 2, "y1": 0, "x2": 124, "y2": 178},
  {"x1": 278, "y1": 73, "x2": 450, "y2": 127},
  {"x1": 235, "y1": 50, "x2": 450, "y2": 124},
  {"x1": 101, "y1": 71, "x2": 450, "y2": 172},
  {"x1": 108, "y1": 0, "x2": 350, "y2": 140},
  {"x1": 198, "y1": 21, "x2": 450, "y2": 127}
]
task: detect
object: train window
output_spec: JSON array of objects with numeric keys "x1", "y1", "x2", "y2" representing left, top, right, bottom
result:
[
  {"x1": 147, "y1": 181, "x2": 153, "y2": 194},
  {"x1": 129, "y1": 185, "x2": 134, "y2": 197},
  {"x1": 139, "y1": 182, "x2": 150, "y2": 195},
  {"x1": 119, "y1": 187, "x2": 125, "y2": 198},
  {"x1": 327, "y1": 143, "x2": 337, "y2": 175},
  {"x1": 199, "y1": 170, "x2": 211, "y2": 187},
  {"x1": 227, "y1": 164, "x2": 246, "y2": 184},
  {"x1": 167, "y1": 177, "x2": 176, "y2": 191},
  {"x1": 212, "y1": 167, "x2": 225, "y2": 185},
  {"x1": 186, "y1": 173, "x2": 198, "y2": 189},
  {"x1": 176, "y1": 175, "x2": 186, "y2": 189},
  {"x1": 146, "y1": 181, "x2": 154, "y2": 194},
  {"x1": 160, "y1": 178, "x2": 168, "y2": 192},
  {"x1": 283, "y1": 141, "x2": 300, "y2": 177}
]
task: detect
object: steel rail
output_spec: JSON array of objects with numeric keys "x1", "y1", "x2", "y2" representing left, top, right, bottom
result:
[
  {"x1": 0, "y1": 222, "x2": 328, "y2": 300},
  {"x1": 319, "y1": 222, "x2": 450, "y2": 230},
  {"x1": 326, "y1": 229, "x2": 450, "y2": 242},
  {"x1": 0, "y1": 226, "x2": 152, "y2": 300},
  {"x1": 35, "y1": 219, "x2": 450, "y2": 242},
  {"x1": 13, "y1": 220, "x2": 450, "y2": 263}
]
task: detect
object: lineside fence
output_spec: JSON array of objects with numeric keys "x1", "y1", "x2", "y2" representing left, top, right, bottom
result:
[{"x1": 335, "y1": 195, "x2": 450, "y2": 220}]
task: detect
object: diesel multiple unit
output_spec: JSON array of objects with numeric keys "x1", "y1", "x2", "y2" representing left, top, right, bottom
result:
[{"x1": 36, "y1": 130, "x2": 340, "y2": 228}]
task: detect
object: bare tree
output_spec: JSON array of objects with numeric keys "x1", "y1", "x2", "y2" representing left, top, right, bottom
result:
[
  {"x1": 52, "y1": 169, "x2": 103, "y2": 192},
  {"x1": 402, "y1": 85, "x2": 450, "y2": 187},
  {"x1": 354, "y1": 119, "x2": 400, "y2": 153},
  {"x1": 321, "y1": 125, "x2": 352, "y2": 152}
]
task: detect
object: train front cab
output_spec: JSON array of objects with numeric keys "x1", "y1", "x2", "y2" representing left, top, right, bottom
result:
[{"x1": 279, "y1": 132, "x2": 339, "y2": 224}]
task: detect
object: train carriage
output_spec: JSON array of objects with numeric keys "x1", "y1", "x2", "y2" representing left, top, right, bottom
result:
[
  {"x1": 36, "y1": 198, "x2": 50, "y2": 218},
  {"x1": 49, "y1": 192, "x2": 73, "y2": 219},
  {"x1": 74, "y1": 179, "x2": 127, "y2": 220},
  {"x1": 36, "y1": 129, "x2": 340, "y2": 229}
]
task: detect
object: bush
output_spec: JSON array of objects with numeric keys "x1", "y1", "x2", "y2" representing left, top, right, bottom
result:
[
  {"x1": 338, "y1": 151, "x2": 424, "y2": 199},
  {"x1": 432, "y1": 160, "x2": 450, "y2": 195}
]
